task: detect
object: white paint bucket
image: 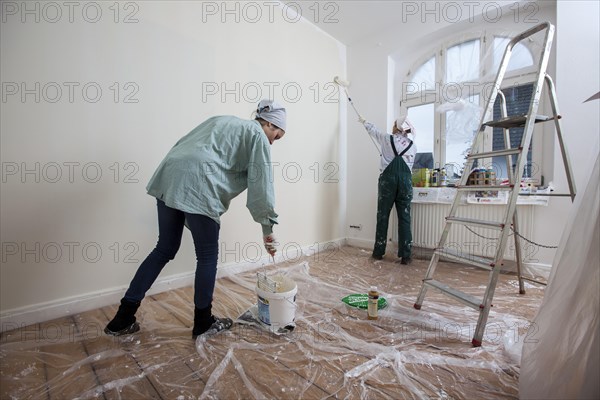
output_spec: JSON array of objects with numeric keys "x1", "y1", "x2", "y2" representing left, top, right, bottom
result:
[{"x1": 256, "y1": 275, "x2": 297, "y2": 330}]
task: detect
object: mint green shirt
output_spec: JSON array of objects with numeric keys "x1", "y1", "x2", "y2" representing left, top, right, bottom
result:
[{"x1": 146, "y1": 116, "x2": 278, "y2": 235}]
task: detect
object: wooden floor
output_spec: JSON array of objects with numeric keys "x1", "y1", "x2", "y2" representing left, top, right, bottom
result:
[{"x1": 0, "y1": 245, "x2": 545, "y2": 399}]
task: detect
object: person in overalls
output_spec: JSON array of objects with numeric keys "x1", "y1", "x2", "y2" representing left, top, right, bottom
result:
[{"x1": 360, "y1": 117, "x2": 416, "y2": 264}]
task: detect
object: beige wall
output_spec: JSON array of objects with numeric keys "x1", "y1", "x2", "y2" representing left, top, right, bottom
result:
[{"x1": 0, "y1": 2, "x2": 345, "y2": 323}]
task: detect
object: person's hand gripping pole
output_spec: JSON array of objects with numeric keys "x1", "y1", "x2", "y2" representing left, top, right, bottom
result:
[{"x1": 263, "y1": 234, "x2": 279, "y2": 257}]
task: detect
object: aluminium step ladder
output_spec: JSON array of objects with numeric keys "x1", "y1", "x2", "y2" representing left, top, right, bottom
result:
[{"x1": 413, "y1": 22, "x2": 576, "y2": 347}]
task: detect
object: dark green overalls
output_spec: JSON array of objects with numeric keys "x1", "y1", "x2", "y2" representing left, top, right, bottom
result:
[{"x1": 373, "y1": 136, "x2": 413, "y2": 259}]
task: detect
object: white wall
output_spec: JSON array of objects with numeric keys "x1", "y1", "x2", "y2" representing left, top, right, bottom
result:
[
  {"x1": 0, "y1": 2, "x2": 345, "y2": 326},
  {"x1": 345, "y1": 2, "x2": 505, "y2": 248},
  {"x1": 346, "y1": 1, "x2": 598, "y2": 269},
  {"x1": 534, "y1": 0, "x2": 600, "y2": 263}
]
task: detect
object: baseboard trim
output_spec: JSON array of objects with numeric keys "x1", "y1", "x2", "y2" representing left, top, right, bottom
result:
[
  {"x1": 0, "y1": 238, "x2": 347, "y2": 332},
  {"x1": 345, "y1": 237, "x2": 374, "y2": 249},
  {"x1": 522, "y1": 262, "x2": 552, "y2": 279}
]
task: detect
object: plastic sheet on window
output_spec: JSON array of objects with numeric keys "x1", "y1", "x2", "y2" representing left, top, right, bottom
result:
[{"x1": 1, "y1": 249, "x2": 545, "y2": 399}]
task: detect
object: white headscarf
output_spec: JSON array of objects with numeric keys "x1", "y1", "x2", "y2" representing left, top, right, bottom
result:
[{"x1": 256, "y1": 99, "x2": 287, "y2": 131}]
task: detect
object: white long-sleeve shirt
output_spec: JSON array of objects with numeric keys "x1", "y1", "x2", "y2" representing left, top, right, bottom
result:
[{"x1": 363, "y1": 121, "x2": 417, "y2": 172}]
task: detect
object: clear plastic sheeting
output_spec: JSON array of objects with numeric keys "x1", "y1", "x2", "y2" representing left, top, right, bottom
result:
[
  {"x1": 519, "y1": 153, "x2": 600, "y2": 399},
  {"x1": 1, "y1": 248, "x2": 545, "y2": 399}
]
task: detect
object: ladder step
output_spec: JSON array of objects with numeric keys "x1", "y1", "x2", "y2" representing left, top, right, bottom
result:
[
  {"x1": 467, "y1": 148, "x2": 521, "y2": 159},
  {"x1": 435, "y1": 248, "x2": 496, "y2": 271},
  {"x1": 483, "y1": 114, "x2": 552, "y2": 129},
  {"x1": 446, "y1": 217, "x2": 505, "y2": 229},
  {"x1": 423, "y1": 279, "x2": 482, "y2": 310},
  {"x1": 457, "y1": 185, "x2": 514, "y2": 191}
]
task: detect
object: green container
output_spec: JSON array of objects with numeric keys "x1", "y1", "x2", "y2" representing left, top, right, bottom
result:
[
  {"x1": 342, "y1": 294, "x2": 388, "y2": 310},
  {"x1": 412, "y1": 168, "x2": 430, "y2": 187}
]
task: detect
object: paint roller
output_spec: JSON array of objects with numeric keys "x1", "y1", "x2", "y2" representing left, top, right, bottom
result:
[
  {"x1": 335, "y1": 76, "x2": 408, "y2": 132},
  {"x1": 333, "y1": 76, "x2": 381, "y2": 154},
  {"x1": 333, "y1": 76, "x2": 350, "y2": 87},
  {"x1": 333, "y1": 76, "x2": 364, "y2": 121}
]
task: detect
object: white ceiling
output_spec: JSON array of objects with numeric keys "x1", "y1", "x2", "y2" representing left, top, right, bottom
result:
[
  {"x1": 282, "y1": 0, "x2": 534, "y2": 46},
  {"x1": 282, "y1": 1, "x2": 408, "y2": 45}
]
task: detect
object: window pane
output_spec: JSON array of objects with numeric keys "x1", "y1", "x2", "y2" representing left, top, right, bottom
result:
[
  {"x1": 407, "y1": 103, "x2": 435, "y2": 169},
  {"x1": 446, "y1": 39, "x2": 480, "y2": 83},
  {"x1": 444, "y1": 96, "x2": 480, "y2": 179},
  {"x1": 493, "y1": 37, "x2": 534, "y2": 72},
  {"x1": 411, "y1": 56, "x2": 436, "y2": 91},
  {"x1": 492, "y1": 84, "x2": 534, "y2": 180}
]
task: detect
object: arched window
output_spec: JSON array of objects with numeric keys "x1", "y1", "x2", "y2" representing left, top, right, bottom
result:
[
  {"x1": 402, "y1": 31, "x2": 540, "y2": 182},
  {"x1": 446, "y1": 39, "x2": 480, "y2": 83},
  {"x1": 492, "y1": 37, "x2": 534, "y2": 73},
  {"x1": 411, "y1": 56, "x2": 436, "y2": 91}
]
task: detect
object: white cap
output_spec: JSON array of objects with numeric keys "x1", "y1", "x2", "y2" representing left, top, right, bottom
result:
[{"x1": 256, "y1": 99, "x2": 287, "y2": 131}]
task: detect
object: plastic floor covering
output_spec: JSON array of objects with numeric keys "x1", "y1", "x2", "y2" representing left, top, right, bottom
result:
[{"x1": 0, "y1": 245, "x2": 546, "y2": 399}]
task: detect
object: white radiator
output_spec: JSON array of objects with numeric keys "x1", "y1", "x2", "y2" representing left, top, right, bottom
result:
[{"x1": 394, "y1": 203, "x2": 535, "y2": 261}]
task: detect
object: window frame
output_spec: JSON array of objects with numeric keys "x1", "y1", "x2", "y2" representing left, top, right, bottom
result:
[{"x1": 402, "y1": 29, "x2": 543, "y2": 182}]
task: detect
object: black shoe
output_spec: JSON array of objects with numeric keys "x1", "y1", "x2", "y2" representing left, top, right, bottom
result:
[
  {"x1": 105, "y1": 299, "x2": 141, "y2": 336},
  {"x1": 193, "y1": 305, "x2": 233, "y2": 338},
  {"x1": 372, "y1": 254, "x2": 383, "y2": 260},
  {"x1": 400, "y1": 257, "x2": 412, "y2": 265},
  {"x1": 104, "y1": 321, "x2": 140, "y2": 336},
  {"x1": 193, "y1": 316, "x2": 233, "y2": 339}
]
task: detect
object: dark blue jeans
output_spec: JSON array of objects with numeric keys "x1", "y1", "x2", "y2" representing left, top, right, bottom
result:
[{"x1": 124, "y1": 199, "x2": 220, "y2": 309}]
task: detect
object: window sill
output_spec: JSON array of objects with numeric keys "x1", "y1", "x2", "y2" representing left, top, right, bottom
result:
[{"x1": 411, "y1": 187, "x2": 550, "y2": 206}]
